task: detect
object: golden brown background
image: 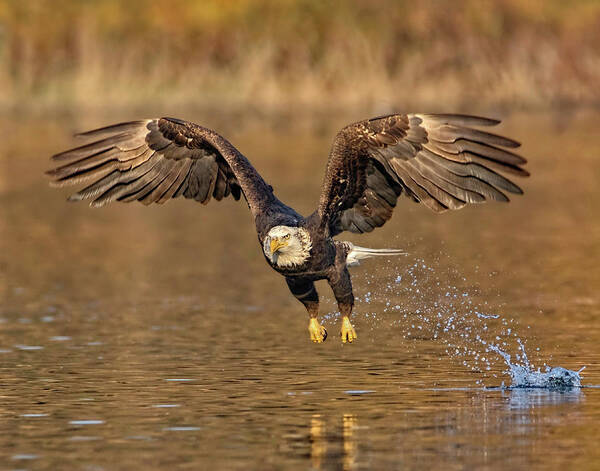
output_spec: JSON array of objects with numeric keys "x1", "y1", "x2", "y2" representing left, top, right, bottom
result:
[
  {"x1": 1, "y1": 2, "x2": 600, "y2": 470},
  {"x1": 2, "y1": 0, "x2": 599, "y2": 112}
]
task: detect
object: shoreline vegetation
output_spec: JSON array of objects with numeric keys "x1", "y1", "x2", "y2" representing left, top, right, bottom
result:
[{"x1": 1, "y1": 0, "x2": 600, "y2": 114}]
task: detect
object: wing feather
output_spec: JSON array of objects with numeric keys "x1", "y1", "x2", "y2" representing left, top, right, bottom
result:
[
  {"x1": 388, "y1": 162, "x2": 448, "y2": 213},
  {"x1": 79, "y1": 154, "x2": 164, "y2": 205},
  {"x1": 419, "y1": 114, "x2": 500, "y2": 127},
  {"x1": 317, "y1": 113, "x2": 528, "y2": 235},
  {"x1": 426, "y1": 124, "x2": 521, "y2": 148},
  {"x1": 52, "y1": 132, "x2": 148, "y2": 161},
  {"x1": 431, "y1": 139, "x2": 526, "y2": 166},
  {"x1": 47, "y1": 118, "x2": 274, "y2": 212},
  {"x1": 157, "y1": 160, "x2": 193, "y2": 204},
  {"x1": 417, "y1": 152, "x2": 508, "y2": 202},
  {"x1": 410, "y1": 158, "x2": 485, "y2": 204},
  {"x1": 402, "y1": 160, "x2": 467, "y2": 210},
  {"x1": 139, "y1": 160, "x2": 181, "y2": 206}
]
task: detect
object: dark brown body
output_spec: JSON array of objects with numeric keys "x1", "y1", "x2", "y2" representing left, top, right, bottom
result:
[{"x1": 259, "y1": 210, "x2": 355, "y2": 319}]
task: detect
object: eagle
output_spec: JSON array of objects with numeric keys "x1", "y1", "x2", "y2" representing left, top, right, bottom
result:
[{"x1": 46, "y1": 114, "x2": 528, "y2": 343}]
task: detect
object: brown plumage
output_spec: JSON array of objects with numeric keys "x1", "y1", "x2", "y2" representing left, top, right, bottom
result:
[
  {"x1": 47, "y1": 113, "x2": 528, "y2": 343},
  {"x1": 319, "y1": 114, "x2": 527, "y2": 235}
]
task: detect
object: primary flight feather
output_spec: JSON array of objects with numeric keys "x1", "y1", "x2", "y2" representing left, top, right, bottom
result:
[{"x1": 47, "y1": 113, "x2": 528, "y2": 343}]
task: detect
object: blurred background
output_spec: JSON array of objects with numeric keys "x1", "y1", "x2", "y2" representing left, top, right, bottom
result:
[
  {"x1": 2, "y1": 2, "x2": 600, "y2": 469},
  {"x1": 1, "y1": 0, "x2": 600, "y2": 113}
]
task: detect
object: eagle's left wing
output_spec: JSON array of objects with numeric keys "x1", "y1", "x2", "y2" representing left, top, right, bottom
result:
[{"x1": 316, "y1": 113, "x2": 529, "y2": 236}]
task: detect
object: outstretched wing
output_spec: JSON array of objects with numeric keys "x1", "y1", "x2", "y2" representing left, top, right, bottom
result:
[
  {"x1": 47, "y1": 117, "x2": 274, "y2": 211},
  {"x1": 317, "y1": 114, "x2": 529, "y2": 236}
]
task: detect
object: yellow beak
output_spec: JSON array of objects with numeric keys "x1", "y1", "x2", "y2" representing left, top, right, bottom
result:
[{"x1": 270, "y1": 238, "x2": 287, "y2": 254}]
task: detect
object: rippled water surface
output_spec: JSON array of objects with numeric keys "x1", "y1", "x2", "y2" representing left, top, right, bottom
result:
[{"x1": 2, "y1": 110, "x2": 600, "y2": 470}]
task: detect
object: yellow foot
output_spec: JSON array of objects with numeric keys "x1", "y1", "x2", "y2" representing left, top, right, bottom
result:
[
  {"x1": 340, "y1": 316, "x2": 357, "y2": 344},
  {"x1": 308, "y1": 318, "x2": 327, "y2": 343}
]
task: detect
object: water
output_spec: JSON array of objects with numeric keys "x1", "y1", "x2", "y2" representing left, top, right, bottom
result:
[
  {"x1": 488, "y1": 344, "x2": 584, "y2": 389},
  {"x1": 349, "y1": 256, "x2": 588, "y2": 390},
  {"x1": 1, "y1": 110, "x2": 600, "y2": 469}
]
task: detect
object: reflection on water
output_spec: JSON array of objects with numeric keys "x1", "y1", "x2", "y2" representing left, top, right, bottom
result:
[
  {"x1": 1, "y1": 110, "x2": 600, "y2": 469},
  {"x1": 308, "y1": 414, "x2": 358, "y2": 471},
  {"x1": 507, "y1": 388, "x2": 583, "y2": 410},
  {"x1": 311, "y1": 415, "x2": 325, "y2": 469},
  {"x1": 343, "y1": 414, "x2": 358, "y2": 471},
  {"x1": 309, "y1": 414, "x2": 358, "y2": 470}
]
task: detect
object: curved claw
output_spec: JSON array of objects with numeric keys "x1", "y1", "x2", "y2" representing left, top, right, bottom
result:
[
  {"x1": 308, "y1": 318, "x2": 327, "y2": 343},
  {"x1": 340, "y1": 316, "x2": 357, "y2": 344}
]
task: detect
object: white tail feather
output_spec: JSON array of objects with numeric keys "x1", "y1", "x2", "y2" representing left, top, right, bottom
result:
[{"x1": 346, "y1": 243, "x2": 407, "y2": 267}]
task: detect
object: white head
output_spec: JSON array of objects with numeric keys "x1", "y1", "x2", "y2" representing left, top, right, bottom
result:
[{"x1": 263, "y1": 226, "x2": 312, "y2": 268}]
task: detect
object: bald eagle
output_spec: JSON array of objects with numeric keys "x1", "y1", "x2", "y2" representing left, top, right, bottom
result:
[{"x1": 47, "y1": 114, "x2": 528, "y2": 343}]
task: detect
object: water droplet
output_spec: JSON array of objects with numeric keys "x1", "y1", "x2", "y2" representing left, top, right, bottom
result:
[
  {"x1": 163, "y1": 426, "x2": 201, "y2": 431},
  {"x1": 12, "y1": 454, "x2": 38, "y2": 460},
  {"x1": 69, "y1": 436, "x2": 101, "y2": 441},
  {"x1": 69, "y1": 420, "x2": 105, "y2": 425}
]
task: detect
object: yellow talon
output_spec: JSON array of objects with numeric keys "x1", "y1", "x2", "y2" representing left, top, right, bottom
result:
[
  {"x1": 308, "y1": 318, "x2": 327, "y2": 343},
  {"x1": 341, "y1": 316, "x2": 357, "y2": 343}
]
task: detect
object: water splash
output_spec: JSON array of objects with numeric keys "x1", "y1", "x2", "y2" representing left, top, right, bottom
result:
[
  {"x1": 488, "y1": 343, "x2": 584, "y2": 388},
  {"x1": 348, "y1": 256, "x2": 586, "y2": 388}
]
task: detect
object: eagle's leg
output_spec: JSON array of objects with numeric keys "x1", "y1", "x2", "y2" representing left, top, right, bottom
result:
[
  {"x1": 328, "y1": 269, "x2": 357, "y2": 344},
  {"x1": 286, "y1": 277, "x2": 327, "y2": 343}
]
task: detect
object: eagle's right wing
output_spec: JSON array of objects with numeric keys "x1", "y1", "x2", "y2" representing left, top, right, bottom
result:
[{"x1": 47, "y1": 117, "x2": 275, "y2": 213}]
